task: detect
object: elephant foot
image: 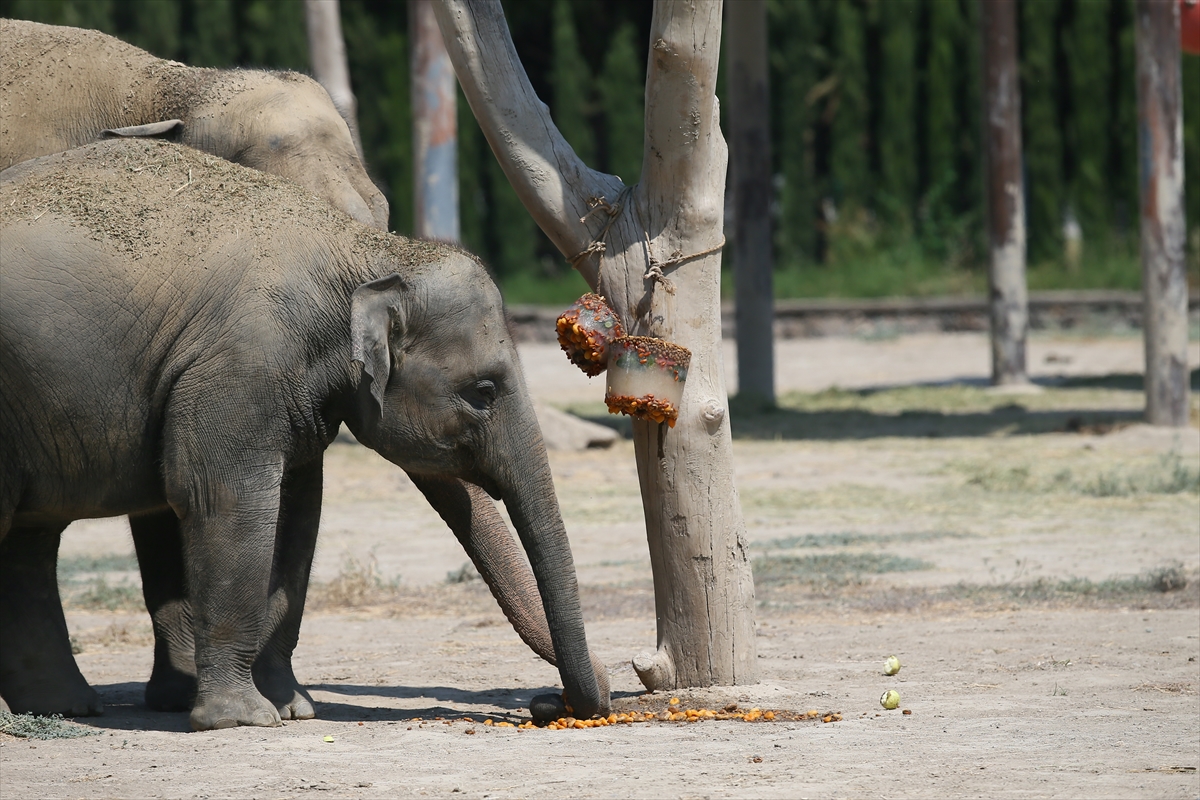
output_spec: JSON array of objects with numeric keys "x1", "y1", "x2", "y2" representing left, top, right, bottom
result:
[
  {"x1": 145, "y1": 666, "x2": 197, "y2": 712},
  {"x1": 189, "y1": 688, "x2": 280, "y2": 731},
  {"x1": 254, "y1": 660, "x2": 315, "y2": 721},
  {"x1": 0, "y1": 671, "x2": 103, "y2": 718},
  {"x1": 275, "y1": 690, "x2": 315, "y2": 721}
]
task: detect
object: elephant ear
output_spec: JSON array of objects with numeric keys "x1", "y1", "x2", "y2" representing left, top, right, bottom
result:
[
  {"x1": 350, "y1": 274, "x2": 407, "y2": 413},
  {"x1": 101, "y1": 120, "x2": 184, "y2": 140}
]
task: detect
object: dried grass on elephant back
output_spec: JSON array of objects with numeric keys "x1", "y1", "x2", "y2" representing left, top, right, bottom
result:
[{"x1": 1, "y1": 140, "x2": 455, "y2": 278}]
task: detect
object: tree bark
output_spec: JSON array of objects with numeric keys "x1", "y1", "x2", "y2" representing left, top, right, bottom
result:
[
  {"x1": 981, "y1": 0, "x2": 1029, "y2": 386},
  {"x1": 1135, "y1": 0, "x2": 1189, "y2": 427},
  {"x1": 435, "y1": 0, "x2": 757, "y2": 691},
  {"x1": 304, "y1": 0, "x2": 364, "y2": 159},
  {"x1": 727, "y1": 0, "x2": 775, "y2": 405},
  {"x1": 410, "y1": 0, "x2": 460, "y2": 242}
]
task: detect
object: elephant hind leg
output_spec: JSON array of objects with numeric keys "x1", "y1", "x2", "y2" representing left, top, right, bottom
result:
[
  {"x1": 0, "y1": 525, "x2": 102, "y2": 716},
  {"x1": 130, "y1": 510, "x2": 197, "y2": 712}
]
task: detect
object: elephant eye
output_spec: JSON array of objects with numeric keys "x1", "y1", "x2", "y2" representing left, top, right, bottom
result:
[{"x1": 462, "y1": 379, "x2": 498, "y2": 411}]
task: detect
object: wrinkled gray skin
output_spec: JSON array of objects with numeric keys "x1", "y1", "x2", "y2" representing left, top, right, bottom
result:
[
  {"x1": 0, "y1": 140, "x2": 607, "y2": 730},
  {"x1": 0, "y1": 18, "x2": 608, "y2": 720},
  {"x1": 0, "y1": 18, "x2": 387, "y2": 229}
]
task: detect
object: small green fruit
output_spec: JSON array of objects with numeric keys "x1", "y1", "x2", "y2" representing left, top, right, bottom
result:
[
  {"x1": 884, "y1": 655, "x2": 901, "y2": 676},
  {"x1": 880, "y1": 690, "x2": 900, "y2": 710}
]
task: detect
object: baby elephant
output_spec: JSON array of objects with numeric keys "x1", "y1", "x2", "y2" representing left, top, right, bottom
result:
[{"x1": 0, "y1": 139, "x2": 606, "y2": 730}]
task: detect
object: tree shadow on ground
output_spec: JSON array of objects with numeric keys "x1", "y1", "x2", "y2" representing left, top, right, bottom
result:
[
  {"x1": 724, "y1": 370, "x2": 1200, "y2": 441},
  {"x1": 727, "y1": 403, "x2": 1143, "y2": 441},
  {"x1": 572, "y1": 371, "x2": 1198, "y2": 442}
]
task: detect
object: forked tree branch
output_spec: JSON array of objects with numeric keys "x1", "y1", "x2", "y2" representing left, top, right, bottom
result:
[{"x1": 433, "y1": 0, "x2": 623, "y2": 290}]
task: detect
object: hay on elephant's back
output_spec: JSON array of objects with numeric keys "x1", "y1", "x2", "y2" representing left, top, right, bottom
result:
[{"x1": 0, "y1": 139, "x2": 457, "y2": 277}]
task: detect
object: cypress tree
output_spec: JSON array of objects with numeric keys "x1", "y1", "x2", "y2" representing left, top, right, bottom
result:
[
  {"x1": 458, "y1": 88, "x2": 487, "y2": 257},
  {"x1": 829, "y1": 0, "x2": 869, "y2": 213},
  {"x1": 770, "y1": 0, "x2": 819, "y2": 266},
  {"x1": 486, "y1": 153, "x2": 540, "y2": 278},
  {"x1": 4, "y1": 0, "x2": 115, "y2": 30},
  {"x1": 183, "y1": 0, "x2": 237, "y2": 67},
  {"x1": 1062, "y1": 0, "x2": 1110, "y2": 245},
  {"x1": 1111, "y1": 0, "x2": 1137, "y2": 238},
  {"x1": 921, "y1": 0, "x2": 962, "y2": 234},
  {"x1": 120, "y1": 0, "x2": 181, "y2": 60},
  {"x1": 550, "y1": 0, "x2": 595, "y2": 166},
  {"x1": 598, "y1": 21, "x2": 644, "y2": 186},
  {"x1": 875, "y1": 0, "x2": 918, "y2": 228},
  {"x1": 1183, "y1": 53, "x2": 1200, "y2": 264},
  {"x1": 341, "y1": 4, "x2": 411, "y2": 234},
  {"x1": 1020, "y1": 0, "x2": 1064, "y2": 263},
  {"x1": 955, "y1": 0, "x2": 983, "y2": 256},
  {"x1": 240, "y1": 0, "x2": 309, "y2": 72}
]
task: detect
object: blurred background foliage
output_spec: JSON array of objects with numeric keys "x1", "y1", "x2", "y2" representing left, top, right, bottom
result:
[{"x1": 2, "y1": 0, "x2": 1197, "y2": 304}]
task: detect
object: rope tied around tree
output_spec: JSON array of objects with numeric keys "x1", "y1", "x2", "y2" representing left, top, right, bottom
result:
[
  {"x1": 568, "y1": 186, "x2": 634, "y2": 269},
  {"x1": 568, "y1": 185, "x2": 727, "y2": 297},
  {"x1": 641, "y1": 233, "x2": 727, "y2": 295}
]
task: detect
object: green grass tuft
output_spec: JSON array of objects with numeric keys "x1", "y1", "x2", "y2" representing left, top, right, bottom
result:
[
  {"x1": 62, "y1": 577, "x2": 144, "y2": 611},
  {"x1": 57, "y1": 552, "x2": 139, "y2": 579},
  {"x1": 0, "y1": 711, "x2": 98, "y2": 740},
  {"x1": 756, "y1": 531, "x2": 971, "y2": 550},
  {"x1": 961, "y1": 450, "x2": 1200, "y2": 497},
  {"x1": 753, "y1": 552, "x2": 935, "y2": 587}
]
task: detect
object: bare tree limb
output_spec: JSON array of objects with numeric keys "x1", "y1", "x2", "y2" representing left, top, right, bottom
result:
[{"x1": 433, "y1": 0, "x2": 622, "y2": 289}]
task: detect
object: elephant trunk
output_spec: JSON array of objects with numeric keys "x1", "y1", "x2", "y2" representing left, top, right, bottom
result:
[
  {"x1": 489, "y1": 423, "x2": 604, "y2": 720},
  {"x1": 409, "y1": 476, "x2": 610, "y2": 710}
]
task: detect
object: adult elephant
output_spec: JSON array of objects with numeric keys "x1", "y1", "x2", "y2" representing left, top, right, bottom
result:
[
  {"x1": 0, "y1": 17, "x2": 608, "y2": 719},
  {"x1": 0, "y1": 139, "x2": 608, "y2": 730},
  {"x1": 0, "y1": 18, "x2": 387, "y2": 229}
]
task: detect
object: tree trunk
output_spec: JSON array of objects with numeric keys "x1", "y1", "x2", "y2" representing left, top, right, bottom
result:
[
  {"x1": 981, "y1": 0, "x2": 1029, "y2": 386},
  {"x1": 410, "y1": 0, "x2": 460, "y2": 242},
  {"x1": 1135, "y1": 0, "x2": 1189, "y2": 427},
  {"x1": 304, "y1": 0, "x2": 364, "y2": 159},
  {"x1": 435, "y1": 0, "x2": 757, "y2": 691},
  {"x1": 727, "y1": 0, "x2": 775, "y2": 405}
]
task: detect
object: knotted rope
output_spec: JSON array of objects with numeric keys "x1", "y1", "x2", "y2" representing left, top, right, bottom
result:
[{"x1": 568, "y1": 185, "x2": 727, "y2": 297}]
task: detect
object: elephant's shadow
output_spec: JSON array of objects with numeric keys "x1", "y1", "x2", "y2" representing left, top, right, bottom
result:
[{"x1": 71, "y1": 681, "x2": 603, "y2": 732}]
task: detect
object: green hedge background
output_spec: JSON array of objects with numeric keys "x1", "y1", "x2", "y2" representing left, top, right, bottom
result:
[{"x1": 3, "y1": 0, "x2": 1197, "y2": 303}]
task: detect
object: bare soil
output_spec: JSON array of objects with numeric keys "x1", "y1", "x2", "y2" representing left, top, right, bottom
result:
[{"x1": 6, "y1": 332, "x2": 1199, "y2": 799}]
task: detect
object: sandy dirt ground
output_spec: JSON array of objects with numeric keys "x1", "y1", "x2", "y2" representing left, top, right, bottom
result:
[{"x1": 5, "y1": 331, "x2": 1199, "y2": 799}]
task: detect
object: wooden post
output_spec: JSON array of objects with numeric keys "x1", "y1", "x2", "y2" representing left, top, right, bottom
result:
[
  {"x1": 304, "y1": 0, "x2": 364, "y2": 159},
  {"x1": 411, "y1": 0, "x2": 460, "y2": 242},
  {"x1": 981, "y1": 0, "x2": 1029, "y2": 387},
  {"x1": 435, "y1": 0, "x2": 757, "y2": 691},
  {"x1": 727, "y1": 0, "x2": 775, "y2": 405},
  {"x1": 1135, "y1": 0, "x2": 1189, "y2": 427}
]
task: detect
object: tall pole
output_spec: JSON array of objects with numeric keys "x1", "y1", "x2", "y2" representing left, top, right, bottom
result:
[
  {"x1": 304, "y1": 0, "x2": 364, "y2": 159},
  {"x1": 981, "y1": 0, "x2": 1029, "y2": 387},
  {"x1": 410, "y1": 0, "x2": 459, "y2": 242},
  {"x1": 1135, "y1": 0, "x2": 1189, "y2": 427},
  {"x1": 727, "y1": 0, "x2": 775, "y2": 404}
]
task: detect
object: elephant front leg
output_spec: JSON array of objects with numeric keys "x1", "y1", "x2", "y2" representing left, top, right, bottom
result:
[
  {"x1": 172, "y1": 460, "x2": 284, "y2": 731},
  {"x1": 130, "y1": 510, "x2": 197, "y2": 712},
  {"x1": 0, "y1": 525, "x2": 102, "y2": 716},
  {"x1": 252, "y1": 460, "x2": 321, "y2": 721}
]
